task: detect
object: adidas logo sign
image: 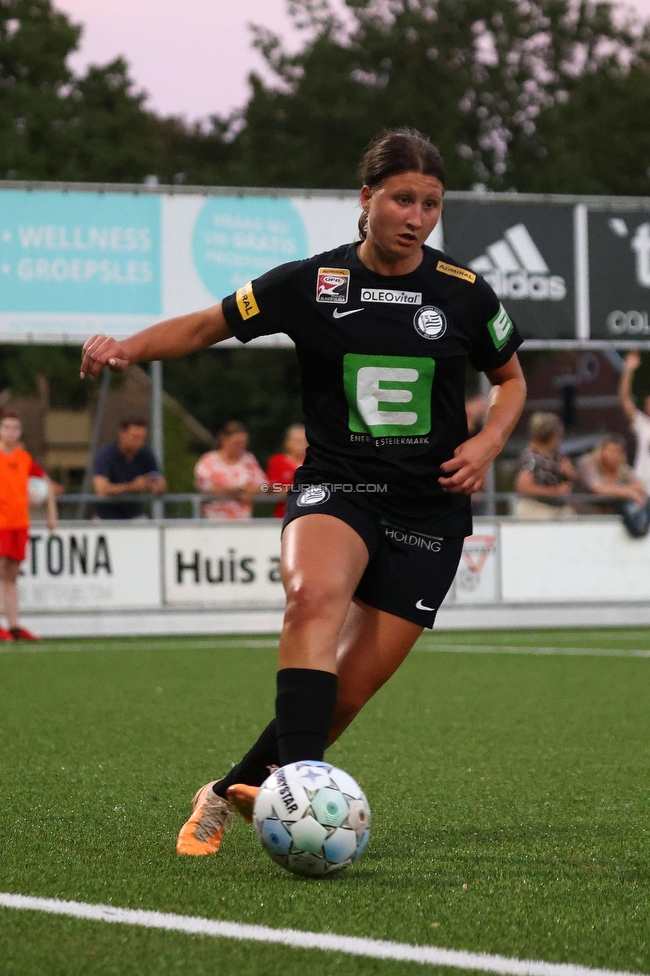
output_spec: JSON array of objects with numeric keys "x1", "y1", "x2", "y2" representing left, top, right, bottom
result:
[{"x1": 470, "y1": 223, "x2": 566, "y2": 301}]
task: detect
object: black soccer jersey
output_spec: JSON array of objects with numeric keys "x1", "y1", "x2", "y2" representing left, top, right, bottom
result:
[{"x1": 222, "y1": 243, "x2": 522, "y2": 536}]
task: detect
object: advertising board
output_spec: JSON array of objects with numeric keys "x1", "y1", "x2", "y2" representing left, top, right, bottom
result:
[
  {"x1": 163, "y1": 523, "x2": 284, "y2": 607},
  {"x1": 18, "y1": 525, "x2": 161, "y2": 611},
  {"x1": 588, "y1": 210, "x2": 650, "y2": 341},
  {"x1": 500, "y1": 520, "x2": 650, "y2": 602},
  {"x1": 442, "y1": 200, "x2": 576, "y2": 340},
  {"x1": 17, "y1": 519, "x2": 650, "y2": 634}
]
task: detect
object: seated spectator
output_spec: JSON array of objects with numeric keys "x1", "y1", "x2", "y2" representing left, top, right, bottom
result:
[
  {"x1": 514, "y1": 412, "x2": 577, "y2": 519},
  {"x1": 577, "y1": 434, "x2": 648, "y2": 514},
  {"x1": 93, "y1": 417, "x2": 166, "y2": 520},
  {"x1": 266, "y1": 423, "x2": 308, "y2": 519},
  {"x1": 195, "y1": 421, "x2": 266, "y2": 521}
]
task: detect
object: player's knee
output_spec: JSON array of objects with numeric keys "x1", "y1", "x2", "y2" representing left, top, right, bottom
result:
[{"x1": 284, "y1": 576, "x2": 347, "y2": 624}]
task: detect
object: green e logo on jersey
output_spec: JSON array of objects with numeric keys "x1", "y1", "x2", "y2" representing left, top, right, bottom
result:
[
  {"x1": 343, "y1": 353, "x2": 435, "y2": 437},
  {"x1": 488, "y1": 303, "x2": 514, "y2": 349}
]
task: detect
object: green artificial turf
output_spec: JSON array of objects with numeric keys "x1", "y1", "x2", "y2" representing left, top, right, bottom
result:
[{"x1": 0, "y1": 629, "x2": 649, "y2": 975}]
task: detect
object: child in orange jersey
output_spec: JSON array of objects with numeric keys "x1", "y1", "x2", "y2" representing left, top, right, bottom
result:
[{"x1": 0, "y1": 411, "x2": 57, "y2": 641}]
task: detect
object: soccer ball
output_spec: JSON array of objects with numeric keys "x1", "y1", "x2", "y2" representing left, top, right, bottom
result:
[
  {"x1": 253, "y1": 761, "x2": 371, "y2": 877},
  {"x1": 28, "y1": 476, "x2": 49, "y2": 505}
]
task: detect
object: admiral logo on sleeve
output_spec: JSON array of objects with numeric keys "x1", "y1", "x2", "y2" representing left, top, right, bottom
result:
[
  {"x1": 436, "y1": 261, "x2": 477, "y2": 284},
  {"x1": 236, "y1": 282, "x2": 260, "y2": 320},
  {"x1": 488, "y1": 303, "x2": 514, "y2": 349},
  {"x1": 316, "y1": 268, "x2": 350, "y2": 304}
]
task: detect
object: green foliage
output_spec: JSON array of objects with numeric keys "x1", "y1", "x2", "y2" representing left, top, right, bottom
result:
[
  {"x1": 161, "y1": 403, "x2": 202, "y2": 494},
  {"x1": 2, "y1": 0, "x2": 650, "y2": 191},
  {"x1": 0, "y1": 0, "x2": 79, "y2": 179},
  {"x1": 220, "y1": 0, "x2": 650, "y2": 193},
  {"x1": 162, "y1": 348, "x2": 304, "y2": 466},
  {"x1": 0, "y1": 343, "x2": 91, "y2": 408},
  {"x1": 510, "y1": 64, "x2": 650, "y2": 194},
  {"x1": 0, "y1": 0, "x2": 235, "y2": 184}
]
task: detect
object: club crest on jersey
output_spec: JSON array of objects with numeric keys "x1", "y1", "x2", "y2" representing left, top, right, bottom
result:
[
  {"x1": 413, "y1": 305, "x2": 447, "y2": 340},
  {"x1": 316, "y1": 268, "x2": 350, "y2": 304},
  {"x1": 297, "y1": 484, "x2": 331, "y2": 507}
]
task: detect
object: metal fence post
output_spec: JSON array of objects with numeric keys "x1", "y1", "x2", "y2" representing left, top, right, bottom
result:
[{"x1": 150, "y1": 360, "x2": 164, "y2": 520}]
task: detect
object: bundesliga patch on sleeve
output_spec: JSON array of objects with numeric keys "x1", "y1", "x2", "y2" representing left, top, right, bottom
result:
[
  {"x1": 236, "y1": 282, "x2": 260, "y2": 320},
  {"x1": 436, "y1": 261, "x2": 476, "y2": 284},
  {"x1": 316, "y1": 268, "x2": 350, "y2": 304},
  {"x1": 487, "y1": 303, "x2": 514, "y2": 349}
]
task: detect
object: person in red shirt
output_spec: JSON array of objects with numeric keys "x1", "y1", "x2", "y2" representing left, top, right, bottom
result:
[
  {"x1": 0, "y1": 411, "x2": 57, "y2": 641},
  {"x1": 265, "y1": 423, "x2": 308, "y2": 518}
]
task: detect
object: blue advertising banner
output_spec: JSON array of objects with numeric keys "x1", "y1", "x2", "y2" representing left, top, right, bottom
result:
[{"x1": 0, "y1": 190, "x2": 162, "y2": 316}]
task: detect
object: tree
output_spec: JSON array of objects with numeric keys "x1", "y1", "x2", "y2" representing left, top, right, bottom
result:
[
  {"x1": 0, "y1": 0, "x2": 79, "y2": 179},
  {"x1": 222, "y1": 0, "x2": 650, "y2": 192},
  {"x1": 509, "y1": 61, "x2": 650, "y2": 194}
]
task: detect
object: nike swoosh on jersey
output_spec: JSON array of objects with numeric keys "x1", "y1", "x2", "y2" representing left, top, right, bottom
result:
[
  {"x1": 332, "y1": 307, "x2": 364, "y2": 319},
  {"x1": 415, "y1": 599, "x2": 436, "y2": 611}
]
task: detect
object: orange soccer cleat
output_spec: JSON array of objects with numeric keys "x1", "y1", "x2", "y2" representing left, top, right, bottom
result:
[
  {"x1": 176, "y1": 781, "x2": 233, "y2": 856},
  {"x1": 0, "y1": 628, "x2": 13, "y2": 641},
  {"x1": 226, "y1": 783, "x2": 260, "y2": 824}
]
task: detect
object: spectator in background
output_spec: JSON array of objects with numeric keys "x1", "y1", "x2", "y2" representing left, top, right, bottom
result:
[
  {"x1": 195, "y1": 421, "x2": 265, "y2": 521},
  {"x1": 514, "y1": 412, "x2": 577, "y2": 519},
  {"x1": 618, "y1": 351, "x2": 650, "y2": 492},
  {"x1": 93, "y1": 417, "x2": 166, "y2": 520},
  {"x1": 0, "y1": 410, "x2": 57, "y2": 641},
  {"x1": 266, "y1": 423, "x2": 308, "y2": 519},
  {"x1": 577, "y1": 434, "x2": 648, "y2": 514}
]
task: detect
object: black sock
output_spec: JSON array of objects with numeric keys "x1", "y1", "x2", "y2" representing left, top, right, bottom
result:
[
  {"x1": 212, "y1": 720, "x2": 279, "y2": 799},
  {"x1": 275, "y1": 667, "x2": 338, "y2": 766}
]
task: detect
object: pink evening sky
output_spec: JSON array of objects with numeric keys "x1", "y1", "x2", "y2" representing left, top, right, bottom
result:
[{"x1": 56, "y1": 0, "x2": 650, "y2": 122}]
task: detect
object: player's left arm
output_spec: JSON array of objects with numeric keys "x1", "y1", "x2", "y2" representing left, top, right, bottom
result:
[{"x1": 439, "y1": 354, "x2": 526, "y2": 494}]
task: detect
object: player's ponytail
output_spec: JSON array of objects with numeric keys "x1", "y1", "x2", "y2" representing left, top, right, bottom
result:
[{"x1": 358, "y1": 128, "x2": 445, "y2": 241}]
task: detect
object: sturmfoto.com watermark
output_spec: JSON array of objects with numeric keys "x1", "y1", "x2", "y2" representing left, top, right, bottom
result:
[{"x1": 260, "y1": 482, "x2": 388, "y2": 494}]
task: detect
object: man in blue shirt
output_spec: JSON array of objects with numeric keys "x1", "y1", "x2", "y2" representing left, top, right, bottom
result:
[{"x1": 93, "y1": 417, "x2": 166, "y2": 519}]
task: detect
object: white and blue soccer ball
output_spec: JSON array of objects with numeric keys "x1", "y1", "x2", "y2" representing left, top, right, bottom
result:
[
  {"x1": 253, "y1": 761, "x2": 371, "y2": 877},
  {"x1": 28, "y1": 476, "x2": 49, "y2": 505}
]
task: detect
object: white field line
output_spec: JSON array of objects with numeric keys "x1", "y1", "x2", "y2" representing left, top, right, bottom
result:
[
  {"x1": 0, "y1": 893, "x2": 645, "y2": 976},
  {"x1": 2, "y1": 640, "x2": 650, "y2": 657},
  {"x1": 0, "y1": 638, "x2": 279, "y2": 654},
  {"x1": 415, "y1": 645, "x2": 650, "y2": 658}
]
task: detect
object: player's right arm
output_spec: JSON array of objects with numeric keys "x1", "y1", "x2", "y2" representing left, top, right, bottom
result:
[
  {"x1": 80, "y1": 304, "x2": 233, "y2": 379},
  {"x1": 618, "y1": 350, "x2": 640, "y2": 424}
]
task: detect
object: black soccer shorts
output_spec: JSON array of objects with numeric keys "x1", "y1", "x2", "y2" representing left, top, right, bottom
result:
[{"x1": 284, "y1": 486, "x2": 463, "y2": 629}]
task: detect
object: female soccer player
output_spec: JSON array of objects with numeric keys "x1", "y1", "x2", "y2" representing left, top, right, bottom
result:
[{"x1": 80, "y1": 129, "x2": 526, "y2": 856}]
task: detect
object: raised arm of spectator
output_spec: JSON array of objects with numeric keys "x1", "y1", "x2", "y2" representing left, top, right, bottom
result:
[
  {"x1": 619, "y1": 351, "x2": 641, "y2": 424},
  {"x1": 80, "y1": 305, "x2": 233, "y2": 379}
]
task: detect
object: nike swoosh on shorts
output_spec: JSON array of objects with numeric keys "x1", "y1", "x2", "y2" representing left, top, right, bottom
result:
[
  {"x1": 416, "y1": 599, "x2": 436, "y2": 611},
  {"x1": 332, "y1": 307, "x2": 364, "y2": 319}
]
